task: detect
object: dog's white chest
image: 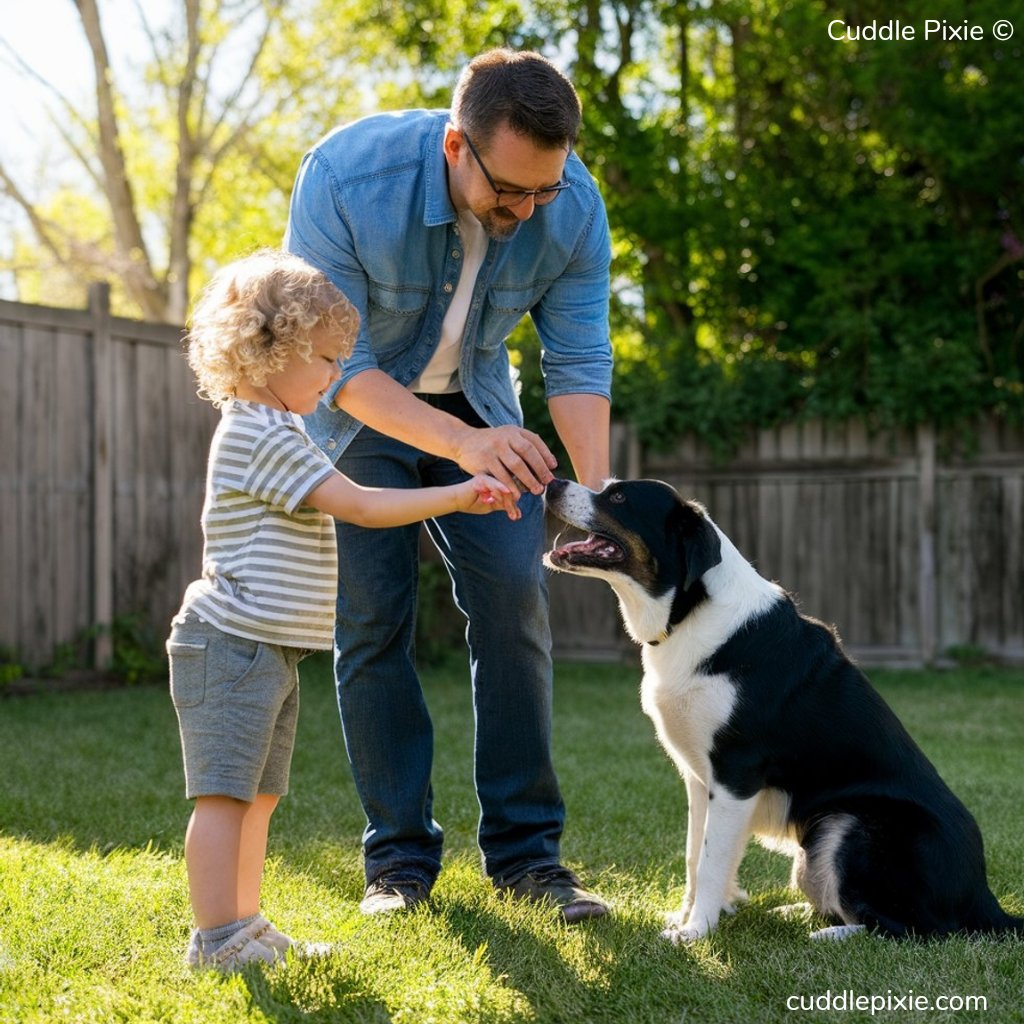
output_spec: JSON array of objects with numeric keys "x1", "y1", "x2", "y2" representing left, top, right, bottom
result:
[{"x1": 640, "y1": 658, "x2": 736, "y2": 784}]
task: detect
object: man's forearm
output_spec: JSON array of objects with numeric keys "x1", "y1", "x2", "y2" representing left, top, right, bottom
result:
[
  {"x1": 548, "y1": 393, "x2": 611, "y2": 490},
  {"x1": 334, "y1": 368, "x2": 557, "y2": 496},
  {"x1": 333, "y1": 369, "x2": 469, "y2": 459}
]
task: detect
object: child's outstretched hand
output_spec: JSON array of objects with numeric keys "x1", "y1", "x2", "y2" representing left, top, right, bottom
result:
[{"x1": 460, "y1": 475, "x2": 522, "y2": 520}]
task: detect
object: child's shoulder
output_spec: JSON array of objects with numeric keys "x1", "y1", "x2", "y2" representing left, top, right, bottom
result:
[
  {"x1": 210, "y1": 401, "x2": 312, "y2": 461},
  {"x1": 220, "y1": 399, "x2": 305, "y2": 434}
]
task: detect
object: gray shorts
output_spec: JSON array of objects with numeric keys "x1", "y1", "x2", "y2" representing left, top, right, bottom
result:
[{"x1": 166, "y1": 612, "x2": 309, "y2": 801}]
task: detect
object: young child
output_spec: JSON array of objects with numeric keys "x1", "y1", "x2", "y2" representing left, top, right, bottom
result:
[{"x1": 168, "y1": 249, "x2": 519, "y2": 972}]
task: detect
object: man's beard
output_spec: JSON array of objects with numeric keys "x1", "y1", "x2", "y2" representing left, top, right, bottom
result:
[{"x1": 478, "y1": 207, "x2": 521, "y2": 241}]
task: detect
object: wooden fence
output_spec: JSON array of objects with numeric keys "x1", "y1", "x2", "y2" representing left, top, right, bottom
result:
[
  {"x1": 549, "y1": 419, "x2": 1024, "y2": 666},
  {"x1": 2, "y1": 294, "x2": 1022, "y2": 671},
  {"x1": 1, "y1": 290, "x2": 218, "y2": 670}
]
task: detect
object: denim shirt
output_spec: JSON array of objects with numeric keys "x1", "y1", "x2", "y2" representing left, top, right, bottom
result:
[{"x1": 284, "y1": 109, "x2": 613, "y2": 460}]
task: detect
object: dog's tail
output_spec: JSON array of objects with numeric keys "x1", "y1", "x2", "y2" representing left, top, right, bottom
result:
[
  {"x1": 991, "y1": 913, "x2": 1024, "y2": 937},
  {"x1": 973, "y1": 906, "x2": 1024, "y2": 938}
]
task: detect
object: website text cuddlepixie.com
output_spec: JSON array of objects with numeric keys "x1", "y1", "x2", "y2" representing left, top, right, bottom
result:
[
  {"x1": 786, "y1": 990, "x2": 988, "y2": 1014},
  {"x1": 827, "y1": 18, "x2": 1014, "y2": 41}
]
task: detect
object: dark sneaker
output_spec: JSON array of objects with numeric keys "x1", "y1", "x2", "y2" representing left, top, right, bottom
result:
[
  {"x1": 359, "y1": 872, "x2": 432, "y2": 915},
  {"x1": 497, "y1": 864, "x2": 610, "y2": 923}
]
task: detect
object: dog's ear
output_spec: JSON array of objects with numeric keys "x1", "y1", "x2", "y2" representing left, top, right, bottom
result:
[{"x1": 670, "y1": 501, "x2": 722, "y2": 590}]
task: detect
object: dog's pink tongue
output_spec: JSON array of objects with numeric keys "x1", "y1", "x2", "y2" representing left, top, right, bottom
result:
[
  {"x1": 553, "y1": 534, "x2": 589, "y2": 557},
  {"x1": 554, "y1": 534, "x2": 613, "y2": 558}
]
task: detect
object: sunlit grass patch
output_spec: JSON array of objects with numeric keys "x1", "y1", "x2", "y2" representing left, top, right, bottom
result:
[{"x1": 1, "y1": 660, "x2": 1022, "y2": 1022}]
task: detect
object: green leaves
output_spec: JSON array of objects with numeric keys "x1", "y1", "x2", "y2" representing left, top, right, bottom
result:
[{"x1": 584, "y1": 0, "x2": 1024, "y2": 450}]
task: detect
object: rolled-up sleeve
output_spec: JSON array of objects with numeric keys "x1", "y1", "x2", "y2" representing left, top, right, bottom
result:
[{"x1": 531, "y1": 191, "x2": 613, "y2": 401}]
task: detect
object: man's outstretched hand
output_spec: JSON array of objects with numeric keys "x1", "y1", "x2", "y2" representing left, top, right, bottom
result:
[{"x1": 452, "y1": 424, "x2": 558, "y2": 499}]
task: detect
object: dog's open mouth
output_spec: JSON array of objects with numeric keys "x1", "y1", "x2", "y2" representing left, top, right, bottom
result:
[{"x1": 548, "y1": 531, "x2": 625, "y2": 568}]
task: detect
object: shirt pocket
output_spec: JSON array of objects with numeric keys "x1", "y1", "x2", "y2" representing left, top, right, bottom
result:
[
  {"x1": 366, "y1": 280, "x2": 431, "y2": 357},
  {"x1": 367, "y1": 279, "x2": 431, "y2": 316},
  {"x1": 481, "y1": 283, "x2": 549, "y2": 350},
  {"x1": 487, "y1": 282, "x2": 546, "y2": 316},
  {"x1": 167, "y1": 640, "x2": 207, "y2": 709}
]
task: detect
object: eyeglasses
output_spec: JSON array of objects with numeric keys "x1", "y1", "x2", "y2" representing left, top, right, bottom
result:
[{"x1": 462, "y1": 132, "x2": 572, "y2": 208}]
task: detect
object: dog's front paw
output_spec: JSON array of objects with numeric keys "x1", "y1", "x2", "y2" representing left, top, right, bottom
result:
[
  {"x1": 809, "y1": 923, "x2": 867, "y2": 942},
  {"x1": 661, "y1": 910, "x2": 711, "y2": 944},
  {"x1": 772, "y1": 901, "x2": 813, "y2": 921}
]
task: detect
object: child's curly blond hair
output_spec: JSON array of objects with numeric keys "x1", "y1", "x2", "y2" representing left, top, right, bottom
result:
[{"x1": 186, "y1": 249, "x2": 360, "y2": 408}]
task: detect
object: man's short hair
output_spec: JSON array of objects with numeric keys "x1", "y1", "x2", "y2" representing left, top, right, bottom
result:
[{"x1": 452, "y1": 48, "x2": 582, "y2": 151}]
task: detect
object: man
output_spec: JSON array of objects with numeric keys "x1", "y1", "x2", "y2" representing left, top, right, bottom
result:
[{"x1": 284, "y1": 48, "x2": 613, "y2": 922}]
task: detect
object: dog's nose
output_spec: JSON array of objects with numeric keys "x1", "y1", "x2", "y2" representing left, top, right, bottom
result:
[{"x1": 545, "y1": 478, "x2": 570, "y2": 500}]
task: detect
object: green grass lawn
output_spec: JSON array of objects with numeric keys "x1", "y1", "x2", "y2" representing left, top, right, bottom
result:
[{"x1": 1, "y1": 656, "x2": 1022, "y2": 1023}]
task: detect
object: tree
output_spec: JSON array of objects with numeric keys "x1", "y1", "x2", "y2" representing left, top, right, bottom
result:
[{"x1": 1, "y1": 0, "x2": 346, "y2": 322}]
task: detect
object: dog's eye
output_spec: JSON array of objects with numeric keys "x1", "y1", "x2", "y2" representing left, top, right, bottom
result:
[{"x1": 609, "y1": 491, "x2": 626, "y2": 504}]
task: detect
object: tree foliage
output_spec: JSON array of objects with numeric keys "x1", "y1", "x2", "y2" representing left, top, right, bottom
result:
[
  {"x1": 1, "y1": 0, "x2": 361, "y2": 322},
  {"x1": 575, "y1": 0, "x2": 1024, "y2": 450},
  {"x1": 2, "y1": 0, "x2": 1021, "y2": 445}
]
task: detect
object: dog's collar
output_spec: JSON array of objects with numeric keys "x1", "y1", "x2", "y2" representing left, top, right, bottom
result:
[{"x1": 645, "y1": 623, "x2": 674, "y2": 647}]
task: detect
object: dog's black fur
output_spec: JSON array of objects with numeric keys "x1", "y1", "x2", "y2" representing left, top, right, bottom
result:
[{"x1": 545, "y1": 477, "x2": 1023, "y2": 941}]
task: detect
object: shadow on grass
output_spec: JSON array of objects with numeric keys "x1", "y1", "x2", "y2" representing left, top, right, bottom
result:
[
  {"x1": 434, "y1": 892, "x2": 761, "y2": 1023},
  {"x1": 244, "y1": 966, "x2": 394, "y2": 1024}
]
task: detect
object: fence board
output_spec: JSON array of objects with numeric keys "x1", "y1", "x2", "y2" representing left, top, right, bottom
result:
[
  {"x1": 111, "y1": 321, "x2": 137, "y2": 645},
  {"x1": 52, "y1": 328, "x2": 92, "y2": 651},
  {"x1": 0, "y1": 322, "x2": 19, "y2": 660},
  {"x1": 897, "y1": 477, "x2": 918, "y2": 650},
  {"x1": 20, "y1": 323, "x2": 52, "y2": 657},
  {"x1": 123, "y1": 340, "x2": 178, "y2": 631},
  {"x1": 89, "y1": 285, "x2": 114, "y2": 666},
  {"x1": 1002, "y1": 476, "x2": 1024, "y2": 654}
]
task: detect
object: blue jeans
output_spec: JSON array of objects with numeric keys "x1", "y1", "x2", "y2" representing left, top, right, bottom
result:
[{"x1": 333, "y1": 393, "x2": 564, "y2": 886}]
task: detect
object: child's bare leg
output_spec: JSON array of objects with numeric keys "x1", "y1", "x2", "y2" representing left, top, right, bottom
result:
[
  {"x1": 183, "y1": 794, "x2": 286, "y2": 969},
  {"x1": 237, "y1": 794, "x2": 279, "y2": 918},
  {"x1": 185, "y1": 795, "x2": 250, "y2": 929}
]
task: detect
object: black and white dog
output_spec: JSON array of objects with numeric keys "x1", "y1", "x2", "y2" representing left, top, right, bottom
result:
[{"x1": 545, "y1": 477, "x2": 1023, "y2": 942}]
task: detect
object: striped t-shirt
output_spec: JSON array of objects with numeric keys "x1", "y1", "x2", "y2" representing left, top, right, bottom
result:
[{"x1": 178, "y1": 400, "x2": 338, "y2": 649}]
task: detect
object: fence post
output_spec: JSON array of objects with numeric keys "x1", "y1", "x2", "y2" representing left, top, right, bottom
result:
[
  {"x1": 89, "y1": 283, "x2": 114, "y2": 669},
  {"x1": 917, "y1": 423, "x2": 937, "y2": 666}
]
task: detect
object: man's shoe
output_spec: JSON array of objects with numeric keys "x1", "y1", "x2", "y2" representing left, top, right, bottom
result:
[
  {"x1": 359, "y1": 871, "x2": 432, "y2": 915},
  {"x1": 497, "y1": 864, "x2": 610, "y2": 923}
]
